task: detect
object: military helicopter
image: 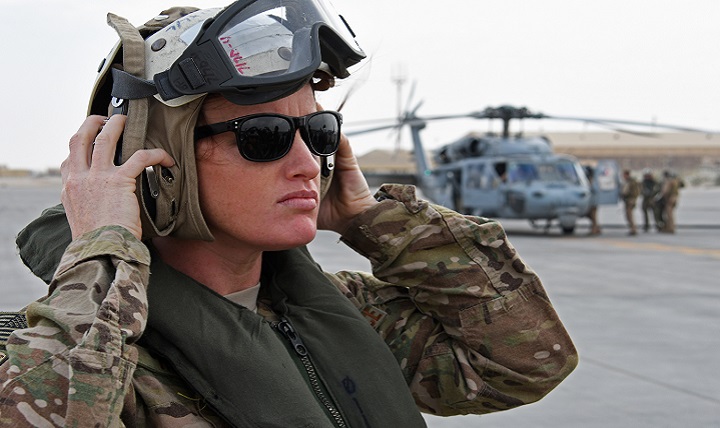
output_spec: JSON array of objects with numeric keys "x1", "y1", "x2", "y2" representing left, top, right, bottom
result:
[{"x1": 345, "y1": 104, "x2": 711, "y2": 234}]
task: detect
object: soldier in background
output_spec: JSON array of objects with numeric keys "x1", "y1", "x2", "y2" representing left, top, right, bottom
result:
[
  {"x1": 659, "y1": 170, "x2": 682, "y2": 233},
  {"x1": 621, "y1": 170, "x2": 640, "y2": 236},
  {"x1": 583, "y1": 165, "x2": 601, "y2": 235},
  {"x1": 640, "y1": 169, "x2": 660, "y2": 232}
]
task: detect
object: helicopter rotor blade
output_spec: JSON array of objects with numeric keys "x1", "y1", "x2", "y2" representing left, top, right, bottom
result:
[
  {"x1": 535, "y1": 117, "x2": 661, "y2": 137},
  {"x1": 404, "y1": 81, "x2": 417, "y2": 115},
  {"x1": 345, "y1": 123, "x2": 404, "y2": 137},
  {"x1": 343, "y1": 117, "x2": 399, "y2": 126},
  {"x1": 344, "y1": 105, "x2": 720, "y2": 139},
  {"x1": 408, "y1": 99, "x2": 424, "y2": 117},
  {"x1": 345, "y1": 111, "x2": 492, "y2": 136},
  {"x1": 394, "y1": 82, "x2": 416, "y2": 151},
  {"x1": 545, "y1": 115, "x2": 717, "y2": 134},
  {"x1": 580, "y1": 122, "x2": 660, "y2": 137}
]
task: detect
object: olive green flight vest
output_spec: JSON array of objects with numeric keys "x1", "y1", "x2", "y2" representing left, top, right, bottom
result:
[{"x1": 15, "y1": 205, "x2": 427, "y2": 427}]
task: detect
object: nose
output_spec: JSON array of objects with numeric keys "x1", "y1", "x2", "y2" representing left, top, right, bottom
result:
[{"x1": 283, "y1": 131, "x2": 321, "y2": 179}]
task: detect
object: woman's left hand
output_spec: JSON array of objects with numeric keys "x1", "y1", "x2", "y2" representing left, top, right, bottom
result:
[{"x1": 316, "y1": 133, "x2": 377, "y2": 234}]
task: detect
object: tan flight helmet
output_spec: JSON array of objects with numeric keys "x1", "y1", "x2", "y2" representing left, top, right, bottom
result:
[{"x1": 87, "y1": 0, "x2": 366, "y2": 241}]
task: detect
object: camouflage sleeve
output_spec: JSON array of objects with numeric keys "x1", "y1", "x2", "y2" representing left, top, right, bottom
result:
[
  {"x1": 327, "y1": 184, "x2": 578, "y2": 416},
  {"x1": 0, "y1": 226, "x2": 150, "y2": 427}
]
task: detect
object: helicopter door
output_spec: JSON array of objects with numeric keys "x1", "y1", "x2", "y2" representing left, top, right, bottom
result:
[
  {"x1": 593, "y1": 159, "x2": 621, "y2": 205},
  {"x1": 461, "y1": 161, "x2": 503, "y2": 216}
]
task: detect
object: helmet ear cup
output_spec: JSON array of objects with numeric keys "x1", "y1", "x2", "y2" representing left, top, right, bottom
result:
[
  {"x1": 140, "y1": 96, "x2": 213, "y2": 241},
  {"x1": 86, "y1": 10, "x2": 214, "y2": 241}
]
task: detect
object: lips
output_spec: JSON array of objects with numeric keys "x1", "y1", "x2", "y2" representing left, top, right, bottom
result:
[{"x1": 277, "y1": 190, "x2": 319, "y2": 210}]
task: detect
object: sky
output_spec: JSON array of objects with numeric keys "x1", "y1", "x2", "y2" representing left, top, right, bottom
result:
[{"x1": 1, "y1": 0, "x2": 719, "y2": 171}]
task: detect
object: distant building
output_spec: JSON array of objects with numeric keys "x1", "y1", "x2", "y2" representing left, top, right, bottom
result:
[
  {"x1": 544, "y1": 131, "x2": 720, "y2": 172},
  {"x1": 0, "y1": 165, "x2": 33, "y2": 178},
  {"x1": 356, "y1": 149, "x2": 416, "y2": 174}
]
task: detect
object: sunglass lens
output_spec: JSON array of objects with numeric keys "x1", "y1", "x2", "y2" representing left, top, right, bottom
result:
[
  {"x1": 307, "y1": 113, "x2": 340, "y2": 155},
  {"x1": 239, "y1": 117, "x2": 293, "y2": 161}
]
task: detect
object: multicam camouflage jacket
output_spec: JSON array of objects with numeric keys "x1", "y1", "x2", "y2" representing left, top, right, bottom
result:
[
  {"x1": 0, "y1": 184, "x2": 577, "y2": 427},
  {"x1": 621, "y1": 177, "x2": 641, "y2": 203}
]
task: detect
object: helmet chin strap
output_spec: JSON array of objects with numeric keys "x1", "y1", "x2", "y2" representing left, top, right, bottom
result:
[
  {"x1": 105, "y1": 12, "x2": 181, "y2": 239},
  {"x1": 110, "y1": 95, "x2": 161, "y2": 218}
]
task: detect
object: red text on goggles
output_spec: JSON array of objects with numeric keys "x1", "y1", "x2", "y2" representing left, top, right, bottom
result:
[{"x1": 194, "y1": 111, "x2": 342, "y2": 162}]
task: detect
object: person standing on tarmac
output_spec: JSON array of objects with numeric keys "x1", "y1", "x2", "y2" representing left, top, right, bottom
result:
[
  {"x1": 621, "y1": 169, "x2": 640, "y2": 236},
  {"x1": 583, "y1": 165, "x2": 601, "y2": 235},
  {"x1": 640, "y1": 169, "x2": 660, "y2": 232},
  {"x1": 0, "y1": 2, "x2": 577, "y2": 427},
  {"x1": 659, "y1": 170, "x2": 682, "y2": 233}
]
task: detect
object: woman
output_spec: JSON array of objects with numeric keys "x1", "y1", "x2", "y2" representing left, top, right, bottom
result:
[{"x1": 1, "y1": 2, "x2": 577, "y2": 426}]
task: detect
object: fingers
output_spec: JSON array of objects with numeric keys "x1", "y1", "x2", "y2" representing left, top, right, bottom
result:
[
  {"x1": 61, "y1": 114, "x2": 175, "y2": 241},
  {"x1": 121, "y1": 148, "x2": 175, "y2": 178},
  {"x1": 333, "y1": 133, "x2": 358, "y2": 169},
  {"x1": 338, "y1": 133, "x2": 351, "y2": 153},
  {"x1": 66, "y1": 114, "x2": 126, "y2": 171},
  {"x1": 67, "y1": 115, "x2": 106, "y2": 169},
  {"x1": 65, "y1": 114, "x2": 174, "y2": 176},
  {"x1": 90, "y1": 115, "x2": 126, "y2": 168}
]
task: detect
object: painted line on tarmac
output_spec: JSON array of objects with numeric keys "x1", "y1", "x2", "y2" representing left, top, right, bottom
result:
[{"x1": 596, "y1": 239, "x2": 720, "y2": 259}]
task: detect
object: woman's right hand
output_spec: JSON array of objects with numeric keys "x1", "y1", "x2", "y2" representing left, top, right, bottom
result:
[{"x1": 60, "y1": 115, "x2": 175, "y2": 240}]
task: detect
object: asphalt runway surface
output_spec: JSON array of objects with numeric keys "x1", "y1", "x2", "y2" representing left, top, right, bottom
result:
[
  {"x1": 2, "y1": 180, "x2": 719, "y2": 427},
  {"x1": 309, "y1": 187, "x2": 720, "y2": 428}
]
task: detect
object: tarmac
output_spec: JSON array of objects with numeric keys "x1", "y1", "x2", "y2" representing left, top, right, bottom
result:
[
  {"x1": 308, "y1": 187, "x2": 720, "y2": 428},
  {"x1": 2, "y1": 180, "x2": 719, "y2": 427}
]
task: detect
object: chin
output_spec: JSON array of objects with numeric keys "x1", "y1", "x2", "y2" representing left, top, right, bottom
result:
[
  {"x1": 266, "y1": 232, "x2": 317, "y2": 252},
  {"x1": 273, "y1": 220, "x2": 317, "y2": 250}
]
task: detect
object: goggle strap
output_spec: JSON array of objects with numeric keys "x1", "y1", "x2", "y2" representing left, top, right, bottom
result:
[
  {"x1": 153, "y1": 70, "x2": 184, "y2": 101},
  {"x1": 178, "y1": 58, "x2": 208, "y2": 90},
  {"x1": 110, "y1": 68, "x2": 159, "y2": 100}
]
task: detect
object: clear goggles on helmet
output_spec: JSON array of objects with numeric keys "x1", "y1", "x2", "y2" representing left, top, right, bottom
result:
[
  {"x1": 153, "y1": 0, "x2": 365, "y2": 105},
  {"x1": 194, "y1": 110, "x2": 343, "y2": 162}
]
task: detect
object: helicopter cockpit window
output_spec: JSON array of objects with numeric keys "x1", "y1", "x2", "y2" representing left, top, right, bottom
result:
[
  {"x1": 555, "y1": 161, "x2": 581, "y2": 184},
  {"x1": 507, "y1": 163, "x2": 539, "y2": 183},
  {"x1": 532, "y1": 162, "x2": 581, "y2": 184},
  {"x1": 505, "y1": 161, "x2": 580, "y2": 184}
]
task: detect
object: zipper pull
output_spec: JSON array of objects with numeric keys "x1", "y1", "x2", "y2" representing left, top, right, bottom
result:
[{"x1": 276, "y1": 318, "x2": 308, "y2": 357}]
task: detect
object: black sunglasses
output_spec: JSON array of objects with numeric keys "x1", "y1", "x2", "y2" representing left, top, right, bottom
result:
[{"x1": 194, "y1": 111, "x2": 343, "y2": 162}]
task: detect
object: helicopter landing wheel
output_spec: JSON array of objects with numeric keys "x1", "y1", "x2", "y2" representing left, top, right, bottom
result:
[{"x1": 561, "y1": 225, "x2": 575, "y2": 235}]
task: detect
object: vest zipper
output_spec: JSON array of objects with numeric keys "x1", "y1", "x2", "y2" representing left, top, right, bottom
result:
[{"x1": 275, "y1": 317, "x2": 348, "y2": 428}]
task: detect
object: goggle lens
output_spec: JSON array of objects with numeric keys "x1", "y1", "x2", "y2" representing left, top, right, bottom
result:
[
  {"x1": 216, "y1": 0, "x2": 362, "y2": 79},
  {"x1": 195, "y1": 111, "x2": 342, "y2": 162}
]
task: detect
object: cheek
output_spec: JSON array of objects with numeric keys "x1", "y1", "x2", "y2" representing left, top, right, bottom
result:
[
  {"x1": 195, "y1": 149, "x2": 275, "y2": 219},
  {"x1": 196, "y1": 136, "x2": 237, "y2": 164},
  {"x1": 196, "y1": 143, "x2": 246, "y2": 213}
]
